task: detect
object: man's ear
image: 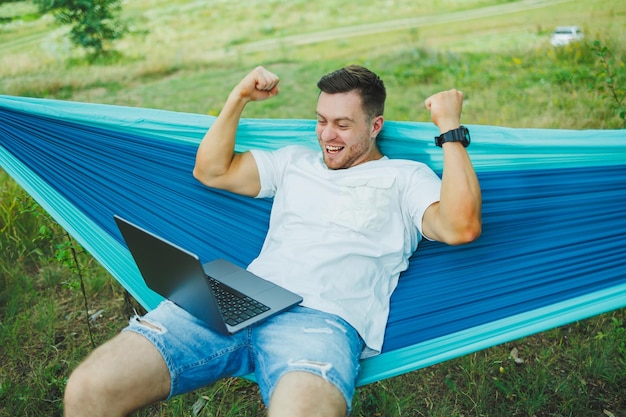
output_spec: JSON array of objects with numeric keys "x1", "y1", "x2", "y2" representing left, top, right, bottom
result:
[{"x1": 371, "y1": 115, "x2": 384, "y2": 139}]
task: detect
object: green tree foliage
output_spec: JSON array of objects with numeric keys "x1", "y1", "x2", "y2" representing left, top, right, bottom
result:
[
  {"x1": 33, "y1": 0, "x2": 128, "y2": 58},
  {"x1": 592, "y1": 40, "x2": 626, "y2": 127}
]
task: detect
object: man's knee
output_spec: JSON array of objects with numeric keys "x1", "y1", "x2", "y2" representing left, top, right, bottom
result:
[
  {"x1": 268, "y1": 371, "x2": 347, "y2": 417},
  {"x1": 64, "y1": 364, "x2": 90, "y2": 412},
  {"x1": 64, "y1": 356, "x2": 110, "y2": 416},
  {"x1": 63, "y1": 331, "x2": 170, "y2": 417}
]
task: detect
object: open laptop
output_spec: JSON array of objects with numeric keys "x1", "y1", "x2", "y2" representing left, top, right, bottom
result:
[{"x1": 114, "y1": 215, "x2": 302, "y2": 335}]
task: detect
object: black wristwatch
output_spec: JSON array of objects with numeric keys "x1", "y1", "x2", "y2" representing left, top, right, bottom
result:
[{"x1": 435, "y1": 126, "x2": 470, "y2": 147}]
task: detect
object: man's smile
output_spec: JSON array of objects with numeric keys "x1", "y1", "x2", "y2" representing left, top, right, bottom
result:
[{"x1": 325, "y1": 145, "x2": 344, "y2": 154}]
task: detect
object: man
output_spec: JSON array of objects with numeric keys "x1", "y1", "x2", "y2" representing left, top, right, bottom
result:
[{"x1": 63, "y1": 65, "x2": 481, "y2": 417}]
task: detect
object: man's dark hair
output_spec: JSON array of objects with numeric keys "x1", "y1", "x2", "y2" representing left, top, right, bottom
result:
[{"x1": 317, "y1": 65, "x2": 386, "y2": 120}]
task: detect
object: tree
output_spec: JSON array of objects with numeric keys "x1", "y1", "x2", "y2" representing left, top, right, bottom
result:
[{"x1": 33, "y1": 0, "x2": 128, "y2": 58}]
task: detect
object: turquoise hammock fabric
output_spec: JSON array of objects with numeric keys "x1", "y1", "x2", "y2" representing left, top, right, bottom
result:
[{"x1": 1, "y1": 95, "x2": 625, "y2": 385}]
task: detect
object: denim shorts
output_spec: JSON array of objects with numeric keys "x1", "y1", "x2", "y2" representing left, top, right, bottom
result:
[{"x1": 123, "y1": 300, "x2": 364, "y2": 411}]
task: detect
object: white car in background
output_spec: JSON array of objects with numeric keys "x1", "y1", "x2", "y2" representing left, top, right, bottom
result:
[{"x1": 550, "y1": 26, "x2": 584, "y2": 46}]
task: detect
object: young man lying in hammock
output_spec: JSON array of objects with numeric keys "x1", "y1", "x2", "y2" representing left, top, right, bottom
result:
[{"x1": 64, "y1": 65, "x2": 482, "y2": 417}]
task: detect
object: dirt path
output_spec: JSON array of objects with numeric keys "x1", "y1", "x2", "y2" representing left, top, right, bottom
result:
[
  {"x1": 0, "y1": 0, "x2": 569, "y2": 60},
  {"x1": 203, "y1": 0, "x2": 571, "y2": 59}
]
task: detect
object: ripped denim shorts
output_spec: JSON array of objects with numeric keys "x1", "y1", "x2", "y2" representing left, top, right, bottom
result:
[{"x1": 123, "y1": 300, "x2": 364, "y2": 411}]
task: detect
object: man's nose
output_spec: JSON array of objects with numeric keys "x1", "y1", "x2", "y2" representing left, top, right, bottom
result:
[{"x1": 319, "y1": 125, "x2": 336, "y2": 142}]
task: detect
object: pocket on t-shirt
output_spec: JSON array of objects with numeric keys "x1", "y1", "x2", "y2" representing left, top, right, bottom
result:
[{"x1": 330, "y1": 177, "x2": 395, "y2": 232}]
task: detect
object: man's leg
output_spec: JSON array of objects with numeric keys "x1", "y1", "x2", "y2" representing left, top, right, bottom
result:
[
  {"x1": 268, "y1": 371, "x2": 346, "y2": 417},
  {"x1": 253, "y1": 307, "x2": 364, "y2": 416},
  {"x1": 64, "y1": 300, "x2": 254, "y2": 417},
  {"x1": 64, "y1": 330, "x2": 170, "y2": 417}
]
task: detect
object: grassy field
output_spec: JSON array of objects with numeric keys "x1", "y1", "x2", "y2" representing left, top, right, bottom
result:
[{"x1": 1, "y1": 0, "x2": 625, "y2": 416}]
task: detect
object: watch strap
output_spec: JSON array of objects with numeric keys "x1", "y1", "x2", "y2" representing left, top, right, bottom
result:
[{"x1": 435, "y1": 126, "x2": 470, "y2": 147}]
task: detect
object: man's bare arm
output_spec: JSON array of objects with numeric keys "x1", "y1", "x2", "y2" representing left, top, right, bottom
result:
[
  {"x1": 193, "y1": 66, "x2": 280, "y2": 197},
  {"x1": 422, "y1": 89, "x2": 482, "y2": 245}
]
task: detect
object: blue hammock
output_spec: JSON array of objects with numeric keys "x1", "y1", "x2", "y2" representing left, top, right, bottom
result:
[{"x1": 1, "y1": 95, "x2": 625, "y2": 386}]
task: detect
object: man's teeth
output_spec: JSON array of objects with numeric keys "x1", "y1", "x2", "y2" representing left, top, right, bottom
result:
[{"x1": 326, "y1": 145, "x2": 343, "y2": 152}]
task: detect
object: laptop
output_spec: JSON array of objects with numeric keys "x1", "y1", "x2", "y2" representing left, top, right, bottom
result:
[{"x1": 114, "y1": 215, "x2": 302, "y2": 335}]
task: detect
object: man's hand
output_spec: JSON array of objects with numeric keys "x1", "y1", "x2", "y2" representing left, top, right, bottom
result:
[
  {"x1": 424, "y1": 89, "x2": 464, "y2": 134},
  {"x1": 232, "y1": 66, "x2": 280, "y2": 103}
]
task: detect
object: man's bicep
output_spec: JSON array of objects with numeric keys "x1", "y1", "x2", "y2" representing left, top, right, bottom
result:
[
  {"x1": 421, "y1": 201, "x2": 442, "y2": 242},
  {"x1": 200, "y1": 151, "x2": 262, "y2": 197},
  {"x1": 230, "y1": 151, "x2": 263, "y2": 196},
  {"x1": 406, "y1": 166, "x2": 442, "y2": 242}
]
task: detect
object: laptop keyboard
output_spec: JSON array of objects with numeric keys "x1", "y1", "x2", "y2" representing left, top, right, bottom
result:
[{"x1": 209, "y1": 278, "x2": 270, "y2": 326}]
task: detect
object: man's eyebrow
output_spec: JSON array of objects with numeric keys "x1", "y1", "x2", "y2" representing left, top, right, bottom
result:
[{"x1": 315, "y1": 112, "x2": 355, "y2": 123}]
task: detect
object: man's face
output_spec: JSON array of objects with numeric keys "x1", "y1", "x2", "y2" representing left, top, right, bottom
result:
[{"x1": 315, "y1": 91, "x2": 383, "y2": 170}]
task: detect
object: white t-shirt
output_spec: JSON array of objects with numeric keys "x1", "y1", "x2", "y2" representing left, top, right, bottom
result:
[{"x1": 248, "y1": 145, "x2": 441, "y2": 355}]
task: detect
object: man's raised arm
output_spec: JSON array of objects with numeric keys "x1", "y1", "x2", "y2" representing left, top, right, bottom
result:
[
  {"x1": 193, "y1": 66, "x2": 280, "y2": 197},
  {"x1": 422, "y1": 89, "x2": 482, "y2": 245}
]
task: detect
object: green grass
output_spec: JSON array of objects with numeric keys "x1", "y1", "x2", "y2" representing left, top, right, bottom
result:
[{"x1": 1, "y1": 0, "x2": 626, "y2": 415}]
